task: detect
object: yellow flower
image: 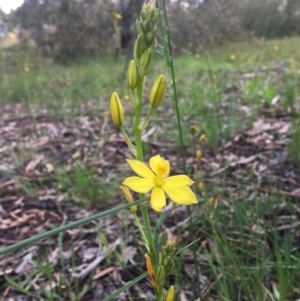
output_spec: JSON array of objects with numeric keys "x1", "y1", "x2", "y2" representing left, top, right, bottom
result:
[
  {"x1": 230, "y1": 54, "x2": 235, "y2": 61},
  {"x1": 274, "y1": 45, "x2": 279, "y2": 51},
  {"x1": 123, "y1": 155, "x2": 198, "y2": 212},
  {"x1": 195, "y1": 53, "x2": 200, "y2": 59}
]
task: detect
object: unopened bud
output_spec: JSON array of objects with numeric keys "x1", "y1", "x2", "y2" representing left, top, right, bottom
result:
[
  {"x1": 139, "y1": 48, "x2": 153, "y2": 77},
  {"x1": 199, "y1": 134, "x2": 206, "y2": 143},
  {"x1": 156, "y1": 265, "x2": 166, "y2": 285},
  {"x1": 145, "y1": 253, "x2": 158, "y2": 288},
  {"x1": 163, "y1": 255, "x2": 175, "y2": 274},
  {"x1": 198, "y1": 182, "x2": 205, "y2": 192},
  {"x1": 141, "y1": 0, "x2": 156, "y2": 21},
  {"x1": 165, "y1": 239, "x2": 177, "y2": 257},
  {"x1": 110, "y1": 92, "x2": 124, "y2": 127},
  {"x1": 190, "y1": 125, "x2": 198, "y2": 136},
  {"x1": 127, "y1": 60, "x2": 138, "y2": 89},
  {"x1": 196, "y1": 150, "x2": 202, "y2": 160},
  {"x1": 119, "y1": 185, "x2": 137, "y2": 213},
  {"x1": 164, "y1": 286, "x2": 175, "y2": 301},
  {"x1": 150, "y1": 74, "x2": 166, "y2": 108}
]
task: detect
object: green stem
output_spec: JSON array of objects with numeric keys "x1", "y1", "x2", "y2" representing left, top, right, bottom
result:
[
  {"x1": 139, "y1": 107, "x2": 154, "y2": 131},
  {"x1": 133, "y1": 213, "x2": 148, "y2": 246},
  {"x1": 157, "y1": 285, "x2": 163, "y2": 301},
  {"x1": 134, "y1": 75, "x2": 158, "y2": 267},
  {"x1": 135, "y1": 76, "x2": 144, "y2": 161},
  {"x1": 120, "y1": 126, "x2": 136, "y2": 156}
]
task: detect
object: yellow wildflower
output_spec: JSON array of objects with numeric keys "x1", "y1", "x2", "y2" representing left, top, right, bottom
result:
[
  {"x1": 274, "y1": 45, "x2": 279, "y2": 51},
  {"x1": 123, "y1": 155, "x2": 198, "y2": 212},
  {"x1": 230, "y1": 54, "x2": 235, "y2": 61},
  {"x1": 195, "y1": 53, "x2": 200, "y2": 59}
]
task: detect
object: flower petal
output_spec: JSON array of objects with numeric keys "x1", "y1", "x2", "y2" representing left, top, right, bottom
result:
[
  {"x1": 150, "y1": 187, "x2": 166, "y2": 212},
  {"x1": 163, "y1": 184, "x2": 198, "y2": 205},
  {"x1": 126, "y1": 159, "x2": 155, "y2": 179},
  {"x1": 164, "y1": 175, "x2": 194, "y2": 186},
  {"x1": 123, "y1": 176, "x2": 154, "y2": 193},
  {"x1": 149, "y1": 155, "x2": 170, "y2": 177}
]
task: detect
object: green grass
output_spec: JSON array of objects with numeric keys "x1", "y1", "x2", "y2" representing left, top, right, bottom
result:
[{"x1": 1, "y1": 35, "x2": 300, "y2": 300}]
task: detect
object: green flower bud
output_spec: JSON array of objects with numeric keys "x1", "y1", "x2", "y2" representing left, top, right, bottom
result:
[
  {"x1": 164, "y1": 286, "x2": 175, "y2": 301},
  {"x1": 141, "y1": 0, "x2": 156, "y2": 21},
  {"x1": 190, "y1": 125, "x2": 198, "y2": 136},
  {"x1": 110, "y1": 92, "x2": 124, "y2": 127},
  {"x1": 150, "y1": 74, "x2": 166, "y2": 108},
  {"x1": 127, "y1": 60, "x2": 138, "y2": 89},
  {"x1": 165, "y1": 239, "x2": 177, "y2": 257},
  {"x1": 145, "y1": 29, "x2": 156, "y2": 45},
  {"x1": 139, "y1": 48, "x2": 153, "y2": 77},
  {"x1": 156, "y1": 265, "x2": 166, "y2": 286},
  {"x1": 163, "y1": 255, "x2": 175, "y2": 275}
]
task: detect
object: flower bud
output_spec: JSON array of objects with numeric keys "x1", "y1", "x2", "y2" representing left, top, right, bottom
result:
[
  {"x1": 165, "y1": 239, "x2": 177, "y2": 257},
  {"x1": 163, "y1": 255, "x2": 175, "y2": 275},
  {"x1": 141, "y1": 0, "x2": 156, "y2": 21},
  {"x1": 110, "y1": 92, "x2": 124, "y2": 127},
  {"x1": 196, "y1": 150, "x2": 202, "y2": 160},
  {"x1": 145, "y1": 253, "x2": 158, "y2": 288},
  {"x1": 139, "y1": 48, "x2": 153, "y2": 77},
  {"x1": 156, "y1": 265, "x2": 166, "y2": 285},
  {"x1": 119, "y1": 185, "x2": 137, "y2": 213},
  {"x1": 164, "y1": 286, "x2": 175, "y2": 301},
  {"x1": 150, "y1": 74, "x2": 166, "y2": 108},
  {"x1": 199, "y1": 134, "x2": 206, "y2": 143},
  {"x1": 198, "y1": 182, "x2": 205, "y2": 192},
  {"x1": 190, "y1": 125, "x2": 198, "y2": 136},
  {"x1": 127, "y1": 60, "x2": 138, "y2": 89}
]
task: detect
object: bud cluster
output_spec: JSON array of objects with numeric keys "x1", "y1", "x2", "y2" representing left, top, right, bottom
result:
[
  {"x1": 134, "y1": 0, "x2": 159, "y2": 77},
  {"x1": 145, "y1": 240, "x2": 177, "y2": 290}
]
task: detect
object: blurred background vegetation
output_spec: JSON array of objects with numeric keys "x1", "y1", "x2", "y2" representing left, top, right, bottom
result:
[{"x1": 1, "y1": 0, "x2": 300, "y2": 62}]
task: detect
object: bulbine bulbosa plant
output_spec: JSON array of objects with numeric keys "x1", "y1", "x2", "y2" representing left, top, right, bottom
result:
[{"x1": 109, "y1": 1, "x2": 198, "y2": 299}]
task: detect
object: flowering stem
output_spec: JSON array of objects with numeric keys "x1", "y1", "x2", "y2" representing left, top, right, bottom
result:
[
  {"x1": 134, "y1": 76, "x2": 158, "y2": 267},
  {"x1": 133, "y1": 212, "x2": 148, "y2": 246},
  {"x1": 120, "y1": 126, "x2": 136, "y2": 156}
]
